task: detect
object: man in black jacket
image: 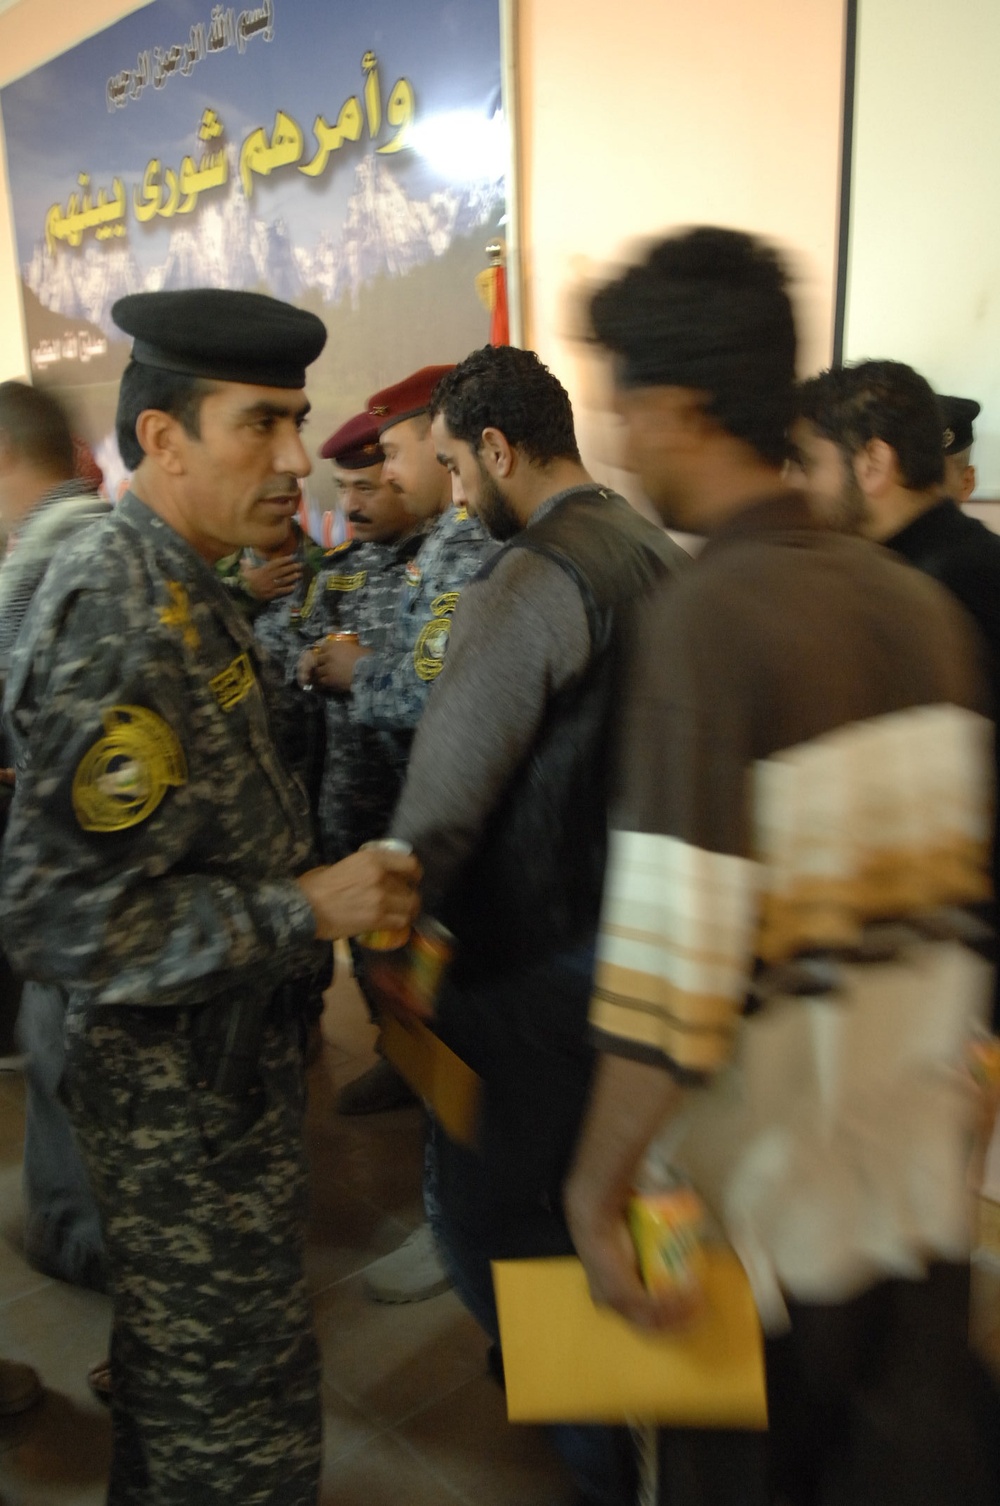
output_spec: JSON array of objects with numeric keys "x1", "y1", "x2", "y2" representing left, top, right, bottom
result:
[
  {"x1": 388, "y1": 344, "x2": 688, "y2": 1505},
  {"x1": 794, "y1": 358, "x2": 1000, "y2": 1028}
]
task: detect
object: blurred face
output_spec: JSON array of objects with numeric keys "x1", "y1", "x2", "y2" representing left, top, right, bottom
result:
[
  {"x1": 334, "y1": 461, "x2": 411, "y2": 543},
  {"x1": 379, "y1": 414, "x2": 450, "y2": 519},
  {"x1": 162, "y1": 381, "x2": 311, "y2": 560},
  {"x1": 430, "y1": 413, "x2": 520, "y2": 541},
  {"x1": 610, "y1": 384, "x2": 705, "y2": 531},
  {"x1": 791, "y1": 418, "x2": 868, "y2": 534}
]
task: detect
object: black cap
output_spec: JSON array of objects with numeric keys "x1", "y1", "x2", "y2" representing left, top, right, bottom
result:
[
  {"x1": 939, "y1": 394, "x2": 980, "y2": 454},
  {"x1": 112, "y1": 289, "x2": 327, "y2": 389}
]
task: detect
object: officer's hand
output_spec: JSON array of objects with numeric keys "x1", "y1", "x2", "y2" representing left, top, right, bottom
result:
[
  {"x1": 241, "y1": 558, "x2": 303, "y2": 602},
  {"x1": 0, "y1": 768, "x2": 14, "y2": 787},
  {"x1": 295, "y1": 648, "x2": 318, "y2": 689},
  {"x1": 311, "y1": 638, "x2": 372, "y2": 691},
  {"x1": 297, "y1": 847, "x2": 421, "y2": 941}
]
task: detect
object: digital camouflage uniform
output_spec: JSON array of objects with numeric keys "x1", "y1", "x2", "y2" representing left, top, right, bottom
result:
[
  {"x1": 296, "y1": 529, "x2": 423, "y2": 861},
  {"x1": 1, "y1": 492, "x2": 328, "y2": 1506},
  {"x1": 215, "y1": 519, "x2": 327, "y2": 665},
  {"x1": 348, "y1": 504, "x2": 499, "y2": 769}
]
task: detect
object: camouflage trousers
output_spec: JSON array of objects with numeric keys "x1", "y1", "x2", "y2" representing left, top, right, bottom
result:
[{"x1": 63, "y1": 1005, "x2": 321, "y2": 1506}]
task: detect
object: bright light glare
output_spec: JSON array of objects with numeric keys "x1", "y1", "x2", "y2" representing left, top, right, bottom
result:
[{"x1": 409, "y1": 110, "x2": 506, "y2": 183}]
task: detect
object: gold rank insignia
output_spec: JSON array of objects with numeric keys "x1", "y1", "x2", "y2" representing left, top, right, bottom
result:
[
  {"x1": 413, "y1": 592, "x2": 461, "y2": 681},
  {"x1": 324, "y1": 541, "x2": 352, "y2": 558},
  {"x1": 453, "y1": 506, "x2": 469, "y2": 522},
  {"x1": 158, "y1": 582, "x2": 200, "y2": 650},
  {"x1": 300, "y1": 576, "x2": 320, "y2": 622},
  {"x1": 326, "y1": 570, "x2": 367, "y2": 592},
  {"x1": 72, "y1": 705, "x2": 187, "y2": 833},
  {"x1": 209, "y1": 651, "x2": 256, "y2": 711}
]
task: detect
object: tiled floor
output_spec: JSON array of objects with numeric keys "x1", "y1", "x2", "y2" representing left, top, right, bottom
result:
[{"x1": 0, "y1": 969, "x2": 576, "y2": 1505}]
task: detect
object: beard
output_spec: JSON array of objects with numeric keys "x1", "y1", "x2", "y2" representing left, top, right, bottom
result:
[{"x1": 475, "y1": 466, "x2": 522, "y2": 541}]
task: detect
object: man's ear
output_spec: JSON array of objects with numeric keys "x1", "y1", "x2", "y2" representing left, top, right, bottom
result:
[
  {"x1": 480, "y1": 426, "x2": 515, "y2": 479},
  {"x1": 852, "y1": 437, "x2": 897, "y2": 497},
  {"x1": 957, "y1": 463, "x2": 977, "y2": 504},
  {"x1": 134, "y1": 410, "x2": 188, "y2": 475}
]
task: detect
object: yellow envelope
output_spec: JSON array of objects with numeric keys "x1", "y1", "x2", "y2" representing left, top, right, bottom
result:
[
  {"x1": 378, "y1": 1013, "x2": 481, "y2": 1148},
  {"x1": 492, "y1": 1253, "x2": 767, "y2": 1428}
]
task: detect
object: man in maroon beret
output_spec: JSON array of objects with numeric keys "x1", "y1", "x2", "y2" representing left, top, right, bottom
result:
[{"x1": 313, "y1": 367, "x2": 499, "y2": 1300}]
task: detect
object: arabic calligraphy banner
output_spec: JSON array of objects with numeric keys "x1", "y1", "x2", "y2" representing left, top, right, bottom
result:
[{"x1": 0, "y1": 0, "x2": 509, "y2": 522}]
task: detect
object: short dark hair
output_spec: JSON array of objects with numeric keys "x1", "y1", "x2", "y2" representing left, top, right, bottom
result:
[
  {"x1": 429, "y1": 345, "x2": 581, "y2": 465},
  {"x1": 589, "y1": 226, "x2": 796, "y2": 467},
  {"x1": 0, "y1": 380, "x2": 74, "y2": 476},
  {"x1": 796, "y1": 361, "x2": 944, "y2": 491},
  {"x1": 115, "y1": 361, "x2": 217, "y2": 471}
]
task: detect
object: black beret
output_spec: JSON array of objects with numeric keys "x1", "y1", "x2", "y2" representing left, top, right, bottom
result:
[
  {"x1": 939, "y1": 394, "x2": 980, "y2": 454},
  {"x1": 112, "y1": 289, "x2": 327, "y2": 388}
]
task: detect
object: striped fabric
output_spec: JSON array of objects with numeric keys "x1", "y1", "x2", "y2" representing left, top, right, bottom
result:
[{"x1": 593, "y1": 704, "x2": 992, "y2": 1079}]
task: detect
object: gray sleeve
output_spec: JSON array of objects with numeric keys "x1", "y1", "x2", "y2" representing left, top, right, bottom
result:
[{"x1": 391, "y1": 549, "x2": 591, "y2": 906}]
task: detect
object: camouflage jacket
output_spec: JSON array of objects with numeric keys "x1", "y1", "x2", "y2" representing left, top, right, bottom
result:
[
  {"x1": 295, "y1": 529, "x2": 423, "y2": 860},
  {"x1": 216, "y1": 521, "x2": 327, "y2": 668},
  {"x1": 349, "y1": 506, "x2": 499, "y2": 753},
  {"x1": 0, "y1": 492, "x2": 324, "y2": 1012}
]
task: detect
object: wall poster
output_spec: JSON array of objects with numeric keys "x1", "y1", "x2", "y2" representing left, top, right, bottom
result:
[{"x1": 0, "y1": 0, "x2": 513, "y2": 532}]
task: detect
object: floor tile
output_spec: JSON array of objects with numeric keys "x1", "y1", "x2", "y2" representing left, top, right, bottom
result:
[
  {"x1": 320, "y1": 1426, "x2": 467, "y2": 1506},
  {"x1": 314, "y1": 1272, "x2": 486, "y2": 1428},
  {"x1": 397, "y1": 1371, "x2": 577, "y2": 1506},
  {"x1": 305, "y1": 1178, "x2": 412, "y2": 1297}
]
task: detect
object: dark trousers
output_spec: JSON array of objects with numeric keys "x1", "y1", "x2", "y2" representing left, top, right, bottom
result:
[{"x1": 764, "y1": 1262, "x2": 1000, "y2": 1506}]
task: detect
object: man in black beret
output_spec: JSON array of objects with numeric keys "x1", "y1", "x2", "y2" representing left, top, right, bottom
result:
[
  {"x1": 0, "y1": 288, "x2": 420, "y2": 1505},
  {"x1": 940, "y1": 393, "x2": 981, "y2": 504}
]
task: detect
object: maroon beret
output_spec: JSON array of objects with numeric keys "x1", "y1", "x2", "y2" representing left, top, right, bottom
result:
[
  {"x1": 367, "y1": 364, "x2": 456, "y2": 434},
  {"x1": 320, "y1": 410, "x2": 384, "y2": 468}
]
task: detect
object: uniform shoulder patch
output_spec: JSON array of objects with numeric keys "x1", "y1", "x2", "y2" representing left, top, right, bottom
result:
[
  {"x1": 209, "y1": 651, "x2": 256, "y2": 711},
  {"x1": 72, "y1": 705, "x2": 187, "y2": 834},
  {"x1": 413, "y1": 592, "x2": 462, "y2": 682}
]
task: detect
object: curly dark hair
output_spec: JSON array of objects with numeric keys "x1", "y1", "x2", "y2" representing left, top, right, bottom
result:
[
  {"x1": 429, "y1": 345, "x2": 581, "y2": 464},
  {"x1": 115, "y1": 361, "x2": 217, "y2": 471},
  {"x1": 796, "y1": 361, "x2": 944, "y2": 491},
  {"x1": 0, "y1": 380, "x2": 74, "y2": 476},
  {"x1": 589, "y1": 226, "x2": 796, "y2": 467}
]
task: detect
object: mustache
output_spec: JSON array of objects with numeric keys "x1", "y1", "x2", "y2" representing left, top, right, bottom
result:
[
  {"x1": 348, "y1": 511, "x2": 372, "y2": 524},
  {"x1": 258, "y1": 479, "x2": 301, "y2": 501}
]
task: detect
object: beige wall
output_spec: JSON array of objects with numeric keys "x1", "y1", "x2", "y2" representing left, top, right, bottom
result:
[
  {"x1": 0, "y1": 0, "x2": 846, "y2": 488},
  {"x1": 515, "y1": 0, "x2": 846, "y2": 487}
]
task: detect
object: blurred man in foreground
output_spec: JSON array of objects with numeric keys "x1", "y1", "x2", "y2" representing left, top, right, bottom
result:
[
  {"x1": 566, "y1": 229, "x2": 997, "y2": 1505},
  {"x1": 0, "y1": 289, "x2": 420, "y2": 1505}
]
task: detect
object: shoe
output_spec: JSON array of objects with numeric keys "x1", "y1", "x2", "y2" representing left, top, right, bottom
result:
[
  {"x1": 0, "y1": 1359, "x2": 42, "y2": 1416},
  {"x1": 363, "y1": 1223, "x2": 453, "y2": 1303},
  {"x1": 337, "y1": 1059, "x2": 417, "y2": 1115}
]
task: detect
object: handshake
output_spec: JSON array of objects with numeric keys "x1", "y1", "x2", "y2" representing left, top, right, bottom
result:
[{"x1": 296, "y1": 840, "x2": 421, "y2": 943}]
